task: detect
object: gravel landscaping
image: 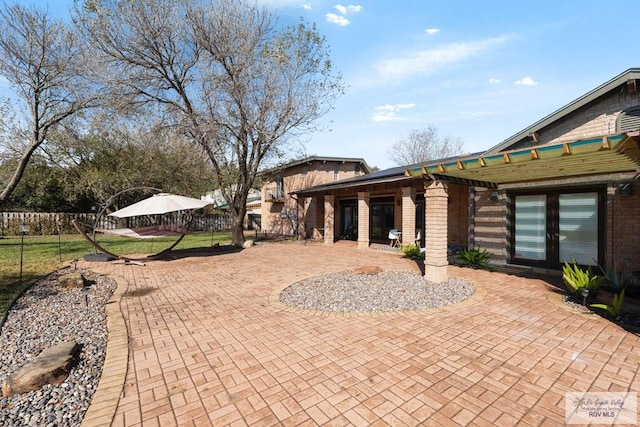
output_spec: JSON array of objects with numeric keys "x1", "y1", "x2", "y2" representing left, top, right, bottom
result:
[
  {"x1": 0, "y1": 268, "x2": 115, "y2": 427},
  {"x1": 280, "y1": 270, "x2": 475, "y2": 313}
]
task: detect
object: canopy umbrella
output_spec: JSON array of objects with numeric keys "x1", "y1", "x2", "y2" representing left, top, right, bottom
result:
[{"x1": 108, "y1": 193, "x2": 213, "y2": 218}]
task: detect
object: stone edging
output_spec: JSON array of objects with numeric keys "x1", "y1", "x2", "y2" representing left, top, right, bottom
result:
[
  {"x1": 268, "y1": 272, "x2": 487, "y2": 317},
  {"x1": 81, "y1": 275, "x2": 130, "y2": 427}
]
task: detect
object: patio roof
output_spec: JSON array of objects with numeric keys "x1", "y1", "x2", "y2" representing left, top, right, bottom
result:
[{"x1": 405, "y1": 131, "x2": 640, "y2": 184}]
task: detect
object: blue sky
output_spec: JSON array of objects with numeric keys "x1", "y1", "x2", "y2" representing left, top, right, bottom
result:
[
  {"x1": 4, "y1": 0, "x2": 639, "y2": 169},
  {"x1": 264, "y1": 0, "x2": 639, "y2": 168}
]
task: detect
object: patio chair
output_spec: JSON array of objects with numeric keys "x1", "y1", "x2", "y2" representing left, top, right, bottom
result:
[
  {"x1": 388, "y1": 229, "x2": 401, "y2": 248},
  {"x1": 415, "y1": 230, "x2": 421, "y2": 248}
]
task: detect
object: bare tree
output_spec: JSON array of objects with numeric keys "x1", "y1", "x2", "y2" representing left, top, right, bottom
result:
[
  {"x1": 0, "y1": 3, "x2": 96, "y2": 206},
  {"x1": 76, "y1": 0, "x2": 343, "y2": 244},
  {"x1": 387, "y1": 126, "x2": 465, "y2": 166}
]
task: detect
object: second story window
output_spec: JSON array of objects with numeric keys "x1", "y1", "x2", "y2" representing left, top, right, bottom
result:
[{"x1": 276, "y1": 175, "x2": 284, "y2": 199}]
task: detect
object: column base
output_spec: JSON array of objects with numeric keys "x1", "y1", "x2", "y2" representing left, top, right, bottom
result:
[
  {"x1": 424, "y1": 263, "x2": 448, "y2": 284},
  {"x1": 357, "y1": 240, "x2": 369, "y2": 250}
]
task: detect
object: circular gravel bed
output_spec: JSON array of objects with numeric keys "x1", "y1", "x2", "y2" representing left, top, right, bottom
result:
[
  {"x1": 0, "y1": 268, "x2": 115, "y2": 427},
  {"x1": 280, "y1": 270, "x2": 475, "y2": 313}
]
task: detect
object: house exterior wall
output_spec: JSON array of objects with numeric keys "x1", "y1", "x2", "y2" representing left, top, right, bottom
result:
[
  {"x1": 471, "y1": 187, "x2": 509, "y2": 265},
  {"x1": 446, "y1": 184, "x2": 470, "y2": 250},
  {"x1": 608, "y1": 180, "x2": 640, "y2": 272},
  {"x1": 472, "y1": 172, "x2": 640, "y2": 272},
  {"x1": 261, "y1": 160, "x2": 364, "y2": 237},
  {"x1": 470, "y1": 81, "x2": 640, "y2": 271},
  {"x1": 509, "y1": 89, "x2": 640, "y2": 151},
  {"x1": 316, "y1": 182, "x2": 469, "y2": 250}
]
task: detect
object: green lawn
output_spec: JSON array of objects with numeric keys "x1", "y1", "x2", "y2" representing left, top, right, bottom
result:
[{"x1": 0, "y1": 231, "x2": 233, "y2": 316}]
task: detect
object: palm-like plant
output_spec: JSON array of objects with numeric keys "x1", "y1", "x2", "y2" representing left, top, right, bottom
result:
[{"x1": 562, "y1": 260, "x2": 604, "y2": 297}]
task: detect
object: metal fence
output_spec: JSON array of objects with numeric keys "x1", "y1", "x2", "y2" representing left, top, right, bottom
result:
[{"x1": 0, "y1": 211, "x2": 234, "y2": 236}]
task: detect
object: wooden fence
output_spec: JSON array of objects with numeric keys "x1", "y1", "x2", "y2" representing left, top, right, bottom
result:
[{"x1": 0, "y1": 211, "x2": 234, "y2": 237}]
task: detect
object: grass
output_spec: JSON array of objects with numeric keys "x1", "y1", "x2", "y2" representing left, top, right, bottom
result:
[{"x1": 0, "y1": 231, "x2": 234, "y2": 316}]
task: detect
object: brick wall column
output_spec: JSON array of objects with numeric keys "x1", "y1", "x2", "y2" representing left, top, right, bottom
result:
[
  {"x1": 424, "y1": 181, "x2": 449, "y2": 283},
  {"x1": 402, "y1": 187, "x2": 416, "y2": 247},
  {"x1": 357, "y1": 192, "x2": 370, "y2": 249},
  {"x1": 324, "y1": 195, "x2": 335, "y2": 245}
]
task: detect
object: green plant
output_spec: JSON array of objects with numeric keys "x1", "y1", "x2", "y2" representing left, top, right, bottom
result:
[
  {"x1": 590, "y1": 290, "x2": 625, "y2": 318},
  {"x1": 562, "y1": 260, "x2": 605, "y2": 297},
  {"x1": 596, "y1": 260, "x2": 628, "y2": 293},
  {"x1": 458, "y1": 247, "x2": 492, "y2": 269},
  {"x1": 402, "y1": 244, "x2": 423, "y2": 259}
]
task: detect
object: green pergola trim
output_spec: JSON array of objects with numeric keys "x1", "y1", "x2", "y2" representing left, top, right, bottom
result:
[{"x1": 405, "y1": 133, "x2": 638, "y2": 184}]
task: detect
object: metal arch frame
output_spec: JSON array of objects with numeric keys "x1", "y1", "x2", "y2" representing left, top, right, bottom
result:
[{"x1": 76, "y1": 187, "x2": 195, "y2": 262}]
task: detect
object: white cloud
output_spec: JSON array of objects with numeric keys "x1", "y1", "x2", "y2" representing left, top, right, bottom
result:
[
  {"x1": 326, "y1": 13, "x2": 350, "y2": 26},
  {"x1": 302, "y1": 3, "x2": 312, "y2": 10},
  {"x1": 335, "y1": 4, "x2": 363, "y2": 14},
  {"x1": 488, "y1": 78, "x2": 500, "y2": 84},
  {"x1": 375, "y1": 36, "x2": 509, "y2": 83},
  {"x1": 425, "y1": 28, "x2": 440, "y2": 35},
  {"x1": 515, "y1": 76, "x2": 539, "y2": 86},
  {"x1": 372, "y1": 103, "x2": 416, "y2": 122}
]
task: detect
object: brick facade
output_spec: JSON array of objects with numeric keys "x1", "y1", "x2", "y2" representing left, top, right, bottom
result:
[
  {"x1": 472, "y1": 172, "x2": 640, "y2": 272},
  {"x1": 261, "y1": 158, "x2": 366, "y2": 237},
  {"x1": 283, "y1": 71, "x2": 640, "y2": 274},
  {"x1": 469, "y1": 76, "x2": 640, "y2": 271},
  {"x1": 424, "y1": 181, "x2": 449, "y2": 282},
  {"x1": 401, "y1": 187, "x2": 416, "y2": 247},
  {"x1": 509, "y1": 86, "x2": 640, "y2": 151},
  {"x1": 357, "y1": 192, "x2": 370, "y2": 249}
]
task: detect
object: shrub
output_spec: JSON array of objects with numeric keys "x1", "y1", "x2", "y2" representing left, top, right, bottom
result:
[
  {"x1": 590, "y1": 290, "x2": 625, "y2": 318},
  {"x1": 458, "y1": 247, "x2": 492, "y2": 269},
  {"x1": 562, "y1": 260, "x2": 605, "y2": 297},
  {"x1": 597, "y1": 260, "x2": 628, "y2": 293},
  {"x1": 402, "y1": 244, "x2": 423, "y2": 259}
]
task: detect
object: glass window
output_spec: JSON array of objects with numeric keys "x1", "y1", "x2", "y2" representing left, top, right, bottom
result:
[
  {"x1": 559, "y1": 193, "x2": 598, "y2": 265},
  {"x1": 276, "y1": 175, "x2": 284, "y2": 199},
  {"x1": 514, "y1": 195, "x2": 546, "y2": 261}
]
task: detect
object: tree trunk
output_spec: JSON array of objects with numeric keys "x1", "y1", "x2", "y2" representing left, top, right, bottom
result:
[
  {"x1": 231, "y1": 206, "x2": 247, "y2": 245},
  {"x1": 0, "y1": 143, "x2": 38, "y2": 206}
]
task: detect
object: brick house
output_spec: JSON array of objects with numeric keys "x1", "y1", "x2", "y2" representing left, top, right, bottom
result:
[
  {"x1": 260, "y1": 156, "x2": 370, "y2": 237},
  {"x1": 294, "y1": 68, "x2": 640, "y2": 281}
]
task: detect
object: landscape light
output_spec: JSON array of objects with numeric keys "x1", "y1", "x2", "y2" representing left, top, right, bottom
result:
[{"x1": 581, "y1": 288, "x2": 589, "y2": 306}]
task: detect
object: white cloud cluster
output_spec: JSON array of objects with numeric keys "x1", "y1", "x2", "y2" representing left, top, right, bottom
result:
[
  {"x1": 326, "y1": 3, "x2": 362, "y2": 26},
  {"x1": 326, "y1": 13, "x2": 349, "y2": 25},
  {"x1": 302, "y1": 3, "x2": 312, "y2": 10},
  {"x1": 372, "y1": 103, "x2": 416, "y2": 122},
  {"x1": 515, "y1": 76, "x2": 539, "y2": 86},
  {"x1": 488, "y1": 78, "x2": 500, "y2": 84},
  {"x1": 425, "y1": 28, "x2": 440, "y2": 35},
  {"x1": 335, "y1": 4, "x2": 362, "y2": 14},
  {"x1": 375, "y1": 36, "x2": 508, "y2": 82}
]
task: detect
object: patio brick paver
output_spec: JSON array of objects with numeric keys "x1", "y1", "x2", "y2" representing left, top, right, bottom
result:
[{"x1": 80, "y1": 240, "x2": 640, "y2": 426}]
